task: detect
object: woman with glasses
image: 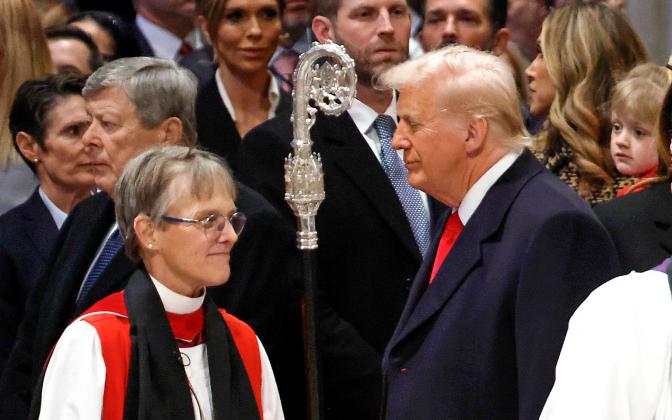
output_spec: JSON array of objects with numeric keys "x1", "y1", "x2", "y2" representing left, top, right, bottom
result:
[{"x1": 35, "y1": 146, "x2": 284, "y2": 420}]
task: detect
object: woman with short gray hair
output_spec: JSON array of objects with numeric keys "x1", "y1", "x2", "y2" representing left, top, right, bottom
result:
[{"x1": 35, "y1": 146, "x2": 284, "y2": 420}]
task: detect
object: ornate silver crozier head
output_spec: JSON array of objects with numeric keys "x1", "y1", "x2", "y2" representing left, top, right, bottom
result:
[{"x1": 284, "y1": 40, "x2": 357, "y2": 250}]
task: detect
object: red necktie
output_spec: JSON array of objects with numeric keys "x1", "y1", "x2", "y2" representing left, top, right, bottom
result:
[
  {"x1": 429, "y1": 212, "x2": 463, "y2": 284},
  {"x1": 179, "y1": 41, "x2": 193, "y2": 57},
  {"x1": 271, "y1": 49, "x2": 300, "y2": 93}
]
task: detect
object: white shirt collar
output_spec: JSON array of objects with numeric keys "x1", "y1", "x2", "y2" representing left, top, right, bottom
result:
[
  {"x1": 214, "y1": 67, "x2": 281, "y2": 122},
  {"x1": 149, "y1": 274, "x2": 205, "y2": 314},
  {"x1": 135, "y1": 15, "x2": 202, "y2": 61},
  {"x1": 38, "y1": 187, "x2": 67, "y2": 229},
  {"x1": 458, "y1": 151, "x2": 521, "y2": 225},
  {"x1": 348, "y1": 95, "x2": 397, "y2": 138}
]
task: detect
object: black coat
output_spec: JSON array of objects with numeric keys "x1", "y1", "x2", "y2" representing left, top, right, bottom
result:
[
  {"x1": 0, "y1": 184, "x2": 297, "y2": 419},
  {"x1": 594, "y1": 181, "x2": 672, "y2": 273},
  {"x1": 195, "y1": 74, "x2": 292, "y2": 172},
  {"x1": 0, "y1": 189, "x2": 58, "y2": 377},
  {"x1": 239, "y1": 111, "x2": 446, "y2": 419}
]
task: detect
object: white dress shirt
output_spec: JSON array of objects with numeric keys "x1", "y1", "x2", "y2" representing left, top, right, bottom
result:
[
  {"x1": 457, "y1": 151, "x2": 521, "y2": 225},
  {"x1": 135, "y1": 15, "x2": 203, "y2": 61},
  {"x1": 214, "y1": 68, "x2": 281, "y2": 121},
  {"x1": 541, "y1": 269, "x2": 672, "y2": 420},
  {"x1": 40, "y1": 275, "x2": 284, "y2": 420},
  {"x1": 38, "y1": 187, "x2": 67, "y2": 229}
]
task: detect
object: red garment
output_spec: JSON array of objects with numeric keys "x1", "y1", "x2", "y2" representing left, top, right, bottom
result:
[
  {"x1": 616, "y1": 166, "x2": 658, "y2": 197},
  {"x1": 79, "y1": 292, "x2": 263, "y2": 420},
  {"x1": 429, "y1": 212, "x2": 463, "y2": 283}
]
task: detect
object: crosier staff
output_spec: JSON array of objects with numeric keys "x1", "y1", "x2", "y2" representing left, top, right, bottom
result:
[{"x1": 284, "y1": 40, "x2": 356, "y2": 420}]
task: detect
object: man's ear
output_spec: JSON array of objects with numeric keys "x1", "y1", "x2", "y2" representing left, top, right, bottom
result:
[
  {"x1": 491, "y1": 28, "x2": 510, "y2": 57},
  {"x1": 464, "y1": 117, "x2": 488, "y2": 154},
  {"x1": 159, "y1": 117, "x2": 183, "y2": 146},
  {"x1": 134, "y1": 213, "x2": 158, "y2": 253},
  {"x1": 312, "y1": 16, "x2": 335, "y2": 43},
  {"x1": 15, "y1": 132, "x2": 41, "y2": 163}
]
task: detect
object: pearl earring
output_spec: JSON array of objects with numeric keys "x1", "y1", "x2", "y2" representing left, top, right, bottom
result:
[
  {"x1": 148, "y1": 243, "x2": 153, "y2": 249},
  {"x1": 33, "y1": 158, "x2": 39, "y2": 163}
]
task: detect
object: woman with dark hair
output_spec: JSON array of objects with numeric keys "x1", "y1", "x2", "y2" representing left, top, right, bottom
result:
[
  {"x1": 194, "y1": 0, "x2": 292, "y2": 170},
  {"x1": 67, "y1": 11, "x2": 142, "y2": 61},
  {"x1": 35, "y1": 146, "x2": 284, "y2": 419}
]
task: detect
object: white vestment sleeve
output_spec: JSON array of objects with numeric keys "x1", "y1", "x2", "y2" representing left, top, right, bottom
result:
[
  {"x1": 39, "y1": 321, "x2": 106, "y2": 420},
  {"x1": 540, "y1": 271, "x2": 672, "y2": 420},
  {"x1": 258, "y1": 337, "x2": 285, "y2": 420}
]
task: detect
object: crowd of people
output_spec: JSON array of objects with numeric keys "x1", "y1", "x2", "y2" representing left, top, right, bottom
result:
[{"x1": 0, "y1": 0, "x2": 670, "y2": 419}]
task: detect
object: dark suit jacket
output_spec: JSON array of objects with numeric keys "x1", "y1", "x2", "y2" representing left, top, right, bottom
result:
[
  {"x1": 239, "y1": 111, "x2": 446, "y2": 419},
  {"x1": 0, "y1": 184, "x2": 297, "y2": 419},
  {"x1": 0, "y1": 189, "x2": 58, "y2": 376},
  {"x1": 382, "y1": 150, "x2": 622, "y2": 420},
  {"x1": 594, "y1": 181, "x2": 672, "y2": 273},
  {"x1": 195, "y1": 74, "x2": 292, "y2": 172}
]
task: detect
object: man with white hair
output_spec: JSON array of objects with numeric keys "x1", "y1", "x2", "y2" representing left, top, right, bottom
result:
[{"x1": 380, "y1": 46, "x2": 621, "y2": 419}]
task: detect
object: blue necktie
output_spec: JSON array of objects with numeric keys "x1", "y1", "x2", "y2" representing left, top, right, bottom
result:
[
  {"x1": 77, "y1": 229, "x2": 124, "y2": 306},
  {"x1": 373, "y1": 114, "x2": 431, "y2": 255}
]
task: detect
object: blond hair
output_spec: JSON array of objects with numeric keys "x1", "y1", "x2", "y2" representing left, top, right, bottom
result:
[
  {"x1": 381, "y1": 45, "x2": 530, "y2": 151},
  {"x1": 538, "y1": 3, "x2": 647, "y2": 198},
  {"x1": 0, "y1": 0, "x2": 52, "y2": 167}
]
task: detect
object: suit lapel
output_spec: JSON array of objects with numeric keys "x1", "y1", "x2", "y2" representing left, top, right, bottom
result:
[
  {"x1": 20, "y1": 189, "x2": 58, "y2": 262},
  {"x1": 317, "y1": 113, "x2": 421, "y2": 259},
  {"x1": 389, "y1": 151, "x2": 542, "y2": 349}
]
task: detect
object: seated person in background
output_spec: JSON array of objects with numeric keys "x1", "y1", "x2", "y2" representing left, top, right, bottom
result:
[
  {"x1": 0, "y1": 73, "x2": 93, "y2": 376},
  {"x1": 35, "y1": 146, "x2": 284, "y2": 420},
  {"x1": 594, "y1": 82, "x2": 672, "y2": 273},
  {"x1": 67, "y1": 11, "x2": 143, "y2": 62},
  {"x1": 610, "y1": 63, "x2": 672, "y2": 197},
  {"x1": 46, "y1": 26, "x2": 103, "y2": 75}
]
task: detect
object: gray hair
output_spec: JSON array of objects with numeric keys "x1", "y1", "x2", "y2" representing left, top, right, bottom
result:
[
  {"x1": 115, "y1": 146, "x2": 236, "y2": 261},
  {"x1": 380, "y1": 45, "x2": 530, "y2": 150},
  {"x1": 83, "y1": 57, "x2": 198, "y2": 147}
]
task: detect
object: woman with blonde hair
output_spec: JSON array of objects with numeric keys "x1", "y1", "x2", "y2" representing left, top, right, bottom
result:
[
  {"x1": 610, "y1": 62, "x2": 672, "y2": 196},
  {"x1": 526, "y1": 2, "x2": 647, "y2": 205},
  {"x1": 0, "y1": 0, "x2": 52, "y2": 214}
]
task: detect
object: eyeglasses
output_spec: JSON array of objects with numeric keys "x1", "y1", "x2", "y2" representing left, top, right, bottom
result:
[{"x1": 161, "y1": 212, "x2": 246, "y2": 239}]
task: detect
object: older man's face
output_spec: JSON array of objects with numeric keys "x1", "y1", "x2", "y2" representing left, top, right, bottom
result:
[
  {"x1": 82, "y1": 86, "x2": 167, "y2": 195},
  {"x1": 419, "y1": 0, "x2": 495, "y2": 52},
  {"x1": 392, "y1": 83, "x2": 469, "y2": 207}
]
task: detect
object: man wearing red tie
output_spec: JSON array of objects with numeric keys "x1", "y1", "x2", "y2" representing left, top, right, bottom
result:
[{"x1": 380, "y1": 45, "x2": 622, "y2": 420}]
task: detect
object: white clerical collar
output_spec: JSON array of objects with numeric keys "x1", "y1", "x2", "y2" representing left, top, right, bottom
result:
[
  {"x1": 348, "y1": 94, "x2": 397, "y2": 137},
  {"x1": 135, "y1": 15, "x2": 202, "y2": 60},
  {"x1": 38, "y1": 187, "x2": 67, "y2": 229},
  {"x1": 215, "y1": 67, "x2": 281, "y2": 122},
  {"x1": 458, "y1": 150, "x2": 521, "y2": 225},
  {"x1": 149, "y1": 274, "x2": 205, "y2": 314}
]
